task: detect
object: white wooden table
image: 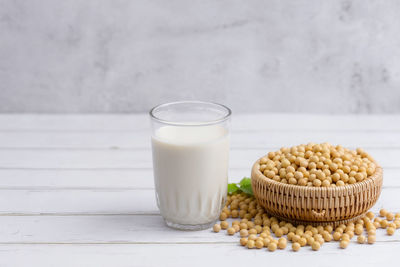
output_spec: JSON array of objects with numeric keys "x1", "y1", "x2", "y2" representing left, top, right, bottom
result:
[{"x1": 0, "y1": 113, "x2": 399, "y2": 266}]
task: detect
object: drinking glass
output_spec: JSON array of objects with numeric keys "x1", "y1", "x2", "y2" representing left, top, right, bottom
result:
[{"x1": 150, "y1": 101, "x2": 231, "y2": 230}]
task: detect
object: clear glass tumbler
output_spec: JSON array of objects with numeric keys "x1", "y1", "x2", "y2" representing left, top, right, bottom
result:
[{"x1": 150, "y1": 101, "x2": 231, "y2": 230}]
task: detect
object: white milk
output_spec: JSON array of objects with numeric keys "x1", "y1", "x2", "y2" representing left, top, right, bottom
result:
[{"x1": 151, "y1": 125, "x2": 229, "y2": 226}]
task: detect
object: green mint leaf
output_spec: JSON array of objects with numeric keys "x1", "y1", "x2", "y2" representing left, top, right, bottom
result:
[
  {"x1": 238, "y1": 177, "x2": 253, "y2": 195},
  {"x1": 228, "y1": 183, "x2": 239, "y2": 194},
  {"x1": 239, "y1": 177, "x2": 251, "y2": 187},
  {"x1": 239, "y1": 183, "x2": 253, "y2": 195}
]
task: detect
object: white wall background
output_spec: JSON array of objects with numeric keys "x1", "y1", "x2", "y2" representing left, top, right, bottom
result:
[{"x1": 1, "y1": 0, "x2": 400, "y2": 113}]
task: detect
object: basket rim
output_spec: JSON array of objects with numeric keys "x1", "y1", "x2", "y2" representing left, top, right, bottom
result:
[{"x1": 251, "y1": 157, "x2": 383, "y2": 193}]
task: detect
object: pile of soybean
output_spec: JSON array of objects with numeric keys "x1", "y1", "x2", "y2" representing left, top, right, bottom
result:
[{"x1": 213, "y1": 192, "x2": 399, "y2": 251}]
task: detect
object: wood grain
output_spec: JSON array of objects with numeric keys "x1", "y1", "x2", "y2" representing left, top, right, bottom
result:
[
  {"x1": 0, "y1": 243, "x2": 397, "y2": 267},
  {"x1": 0, "y1": 168, "x2": 399, "y2": 189},
  {"x1": 0, "y1": 187, "x2": 397, "y2": 215},
  {"x1": 0, "y1": 215, "x2": 398, "y2": 244},
  {"x1": 0, "y1": 114, "x2": 399, "y2": 266},
  {"x1": 1, "y1": 131, "x2": 400, "y2": 149},
  {"x1": 1, "y1": 114, "x2": 400, "y2": 131},
  {"x1": 0, "y1": 148, "x2": 398, "y2": 170}
]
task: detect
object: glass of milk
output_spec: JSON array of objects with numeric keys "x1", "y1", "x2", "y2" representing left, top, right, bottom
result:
[{"x1": 150, "y1": 101, "x2": 231, "y2": 230}]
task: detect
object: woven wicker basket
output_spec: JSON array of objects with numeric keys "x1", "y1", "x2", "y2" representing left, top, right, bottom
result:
[{"x1": 251, "y1": 157, "x2": 383, "y2": 227}]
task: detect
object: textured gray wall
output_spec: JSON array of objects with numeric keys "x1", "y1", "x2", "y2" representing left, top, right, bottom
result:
[{"x1": 1, "y1": 0, "x2": 400, "y2": 113}]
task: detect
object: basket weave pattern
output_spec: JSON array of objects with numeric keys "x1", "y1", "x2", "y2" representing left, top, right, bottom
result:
[{"x1": 251, "y1": 158, "x2": 383, "y2": 226}]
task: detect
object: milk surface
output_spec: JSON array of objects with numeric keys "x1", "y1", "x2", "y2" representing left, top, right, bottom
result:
[{"x1": 151, "y1": 125, "x2": 229, "y2": 225}]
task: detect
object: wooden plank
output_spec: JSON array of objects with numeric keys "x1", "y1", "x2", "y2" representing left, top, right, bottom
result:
[
  {"x1": 0, "y1": 243, "x2": 396, "y2": 267},
  {"x1": 0, "y1": 187, "x2": 397, "y2": 215},
  {"x1": 1, "y1": 131, "x2": 400, "y2": 149},
  {"x1": 0, "y1": 148, "x2": 398, "y2": 169},
  {"x1": 233, "y1": 113, "x2": 400, "y2": 131},
  {"x1": 0, "y1": 214, "x2": 398, "y2": 244},
  {"x1": 232, "y1": 131, "x2": 400, "y2": 149},
  {"x1": 0, "y1": 169, "x2": 249, "y2": 189},
  {"x1": 0, "y1": 169, "x2": 157, "y2": 189},
  {"x1": 1, "y1": 114, "x2": 400, "y2": 131},
  {"x1": 0, "y1": 114, "x2": 149, "y2": 131},
  {"x1": 0, "y1": 189, "x2": 157, "y2": 215},
  {"x1": 0, "y1": 215, "x2": 233, "y2": 243},
  {"x1": 0, "y1": 168, "x2": 398, "y2": 189}
]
